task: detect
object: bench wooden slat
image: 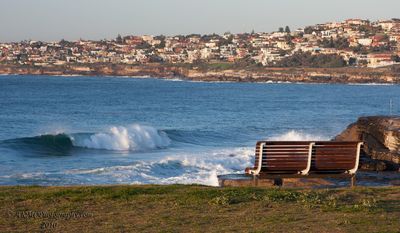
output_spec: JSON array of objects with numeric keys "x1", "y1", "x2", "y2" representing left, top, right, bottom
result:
[
  {"x1": 260, "y1": 150, "x2": 309, "y2": 153},
  {"x1": 258, "y1": 141, "x2": 313, "y2": 145},
  {"x1": 315, "y1": 155, "x2": 356, "y2": 159},
  {"x1": 262, "y1": 154, "x2": 309, "y2": 158},
  {"x1": 263, "y1": 157, "x2": 310, "y2": 160}
]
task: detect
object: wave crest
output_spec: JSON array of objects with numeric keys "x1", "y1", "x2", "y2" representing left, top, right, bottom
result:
[
  {"x1": 70, "y1": 124, "x2": 171, "y2": 151},
  {"x1": 2, "y1": 124, "x2": 171, "y2": 153}
]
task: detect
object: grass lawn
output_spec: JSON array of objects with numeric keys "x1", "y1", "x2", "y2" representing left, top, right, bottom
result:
[{"x1": 0, "y1": 185, "x2": 399, "y2": 232}]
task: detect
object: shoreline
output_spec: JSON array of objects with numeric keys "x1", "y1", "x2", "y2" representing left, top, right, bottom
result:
[
  {"x1": 1, "y1": 63, "x2": 399, "y2": 84},
  {"x1": 3, "y1": 73, "x2": 398, "y2": 86}
]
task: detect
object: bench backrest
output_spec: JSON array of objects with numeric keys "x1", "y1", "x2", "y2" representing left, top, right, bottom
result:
[
  {"x1": 254, "y1": 141, "x2": 314, "y2": 174},
  {"x1": 251, "y1": 141, "x2": 362, "y2": 175},
  {"x1": 312, "y1": 141, "x2": 361, "y2": 173}
]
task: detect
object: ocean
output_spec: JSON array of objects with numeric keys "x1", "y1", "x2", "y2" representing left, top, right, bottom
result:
[{"x1": 0, "y1": 75, "x2": 399, "y2": 186}]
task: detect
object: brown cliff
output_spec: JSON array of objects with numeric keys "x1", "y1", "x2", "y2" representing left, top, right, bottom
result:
[{"x1": 0, "y1": 63, "x2": 400, "y2": 84}]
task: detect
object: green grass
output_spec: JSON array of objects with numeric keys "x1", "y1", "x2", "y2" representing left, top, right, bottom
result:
[{"x1": 1, "y1": 185, "x2": 399, "y2": 232}]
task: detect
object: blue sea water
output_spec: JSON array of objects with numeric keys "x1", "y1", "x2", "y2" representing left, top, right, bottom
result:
[{"x1": 0, "y1": 75, "x2": 399, "y2": 186}]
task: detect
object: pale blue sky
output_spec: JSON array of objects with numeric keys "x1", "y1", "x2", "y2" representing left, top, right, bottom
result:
[{"x1": 1, "y1": 0, "x2": 399, "y2": 42}]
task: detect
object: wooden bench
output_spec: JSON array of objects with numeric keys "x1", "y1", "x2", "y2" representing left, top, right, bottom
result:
[{"x1": 245, "y1": 141, "x2": 363, "y2": 187}]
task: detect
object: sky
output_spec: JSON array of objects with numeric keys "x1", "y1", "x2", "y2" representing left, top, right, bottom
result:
[{"x1": 0, "y1": 0, "x2": 399, "y2": 42}]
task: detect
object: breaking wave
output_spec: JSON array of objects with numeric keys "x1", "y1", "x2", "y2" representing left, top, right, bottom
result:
[
  {"x1": 2, "y1": 124, "x2": 171, "y2": 153},
  {"x1": 70, "y1": 124, "x2": 170, "y2": 151}
]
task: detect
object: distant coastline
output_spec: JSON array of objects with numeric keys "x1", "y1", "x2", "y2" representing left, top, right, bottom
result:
[
  {"x1": 0, "y1": 63, "x2": 399, "y2": 84},
  {"x1": 2, "y1": 18, "x2": 400, "y2": 83}
]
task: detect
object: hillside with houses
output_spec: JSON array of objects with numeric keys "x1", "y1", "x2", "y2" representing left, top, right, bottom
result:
[{"x1": 1, "y1": 18, "x2": 400, "y2": 82}]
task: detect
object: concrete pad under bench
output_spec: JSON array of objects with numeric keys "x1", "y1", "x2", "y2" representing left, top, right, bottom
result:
[{"x1": 218, "y1": 174, "x2": 347, "y2": 188}]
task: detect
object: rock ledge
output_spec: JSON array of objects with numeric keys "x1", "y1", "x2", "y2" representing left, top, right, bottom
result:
[{"x1": 335, "y1": 116, "x2": 400, "y2": 171}]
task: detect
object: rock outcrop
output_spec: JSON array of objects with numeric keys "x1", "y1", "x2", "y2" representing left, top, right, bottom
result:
[
  {"x1": 1, "y1": 63, "x2": 400, "y2": 84},
  {"x1": 335, "y1": 116, "x2": 400, "y2": 171}
]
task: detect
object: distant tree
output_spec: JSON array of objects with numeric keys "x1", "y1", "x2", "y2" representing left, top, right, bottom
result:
[
  {"x1": 348, "y1": 57, "x2": 357, "y2": 66},
  {"x1": 329, "y1": 37, "x2": 335, "y2": 47},
  {"x1": 278, "y1": 27, "x2": 284, "y2": 33},
  {"x1": 320, "y1": 37, "x2": 349, "y2": 49},
  {"x1": 136, "y1": 41, "x2": 151, "y2": 49},
  {"x1": 116, "y1": 34, "x2": 123, "y2": 44},
  {"x1": 304, "y1": 26, "x2": 314, "y2": 34},
  {"x1": 155, "y1": 39, "x2": 165, "y2": 49},
  {"x1": 154, "y1": 35, "x2": 166, "y2": 41},
  {"x1": 274, "y1": 51, "x2": 347, "y2": 68},
  {"x1": 392, "y1": 55, "x2": 400, "y2": 62},
  {"x1": 148, "y1": 55, "x2": 163, "y2": 63},
  {"x1": 358, "y1": 60, "x2": 368, "y2": 66},
  {"x1": 59, "y1": 39, "x2": 70, "y2": 47},
  {"x1": 185, "y1": 34, "x2": 201, "y2": 38},
  {"x1": 218, "y1": 36, "x2": 234, "y2": 47},
  {"x1": 285, "y1": 26, "x2": 291, "y2": 33},
  {"x1": 251, "y1": 29, "x2": 255, "y2": 35},
  {"x1": 370, "y1": 45, "x2": 391, "y2": 53}
]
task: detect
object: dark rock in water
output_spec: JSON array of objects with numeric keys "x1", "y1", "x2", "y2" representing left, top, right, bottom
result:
[{"x1": 334, "y1": 116, "x2": 400, "y2": 171}]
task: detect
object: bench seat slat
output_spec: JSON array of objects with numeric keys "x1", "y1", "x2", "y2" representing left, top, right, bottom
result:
[
  {"x1": 263, "y1": 158, "x2": 308, "y2": 161},
  {"x1": 263, "y1": 150, "x2": 309, "y2": 153},
  {"x1": 316, "y1": 154, "x2": 355, "y2": 160},
  {"x1": 315, "y1": 151, "x2": 356, "y2": 154},
  {"x1": 264, "y1": 154, "x2": 309, "y2": 156},
  {"x1": 313, "y1": 145, "x2": 358, "y2": 148}
]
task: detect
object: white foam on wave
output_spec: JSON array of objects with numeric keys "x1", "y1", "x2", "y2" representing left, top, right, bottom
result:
[
  {"x1": 65, "y1": 147, "x2": 254, "y2": 186},
  {"x1": 268, "y1": 130, "x2": 328, "y2": 141},
  {"x1": 163, "y1": 77, "x2": 184, "y2": 82},
  {"x1": 70, "y1": 124, "x2": 171, "y2": 151},
  {"x1": 348, "y1": 83, "x2": 394, "y2": 86}
]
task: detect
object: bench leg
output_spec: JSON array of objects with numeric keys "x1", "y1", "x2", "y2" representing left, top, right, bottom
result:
[
  {"x1": 350, "y1": 175, "x2": 356, "y2": 188},
  {"x1": 274, "y1": 178, "x2": 283, "y2": 187},
  {"x1": 219, "y1": 179, "x2": 224, "y2": 188},
  {"x1": 253, "y1": 176, "x2": 259, "y2": 187}
]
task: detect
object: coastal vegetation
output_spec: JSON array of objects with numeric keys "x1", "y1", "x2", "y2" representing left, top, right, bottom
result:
[
  {"x1": 274, "y1": 52, "x2": 347, "y2": 68},
  {"x1": 1, "y1": 185, "x2": 399, "y2": 232}
]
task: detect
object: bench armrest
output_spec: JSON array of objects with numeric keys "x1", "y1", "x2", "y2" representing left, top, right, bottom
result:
[
  {"x1": 347, "y1": 142, "x2": 363, "y2": 174},
  {"x1": 246, "y1": 142, "x2": 265, "y2": 175},
  {"x1": 299, "y1": 142, "x2": 315, "y2": 175}
]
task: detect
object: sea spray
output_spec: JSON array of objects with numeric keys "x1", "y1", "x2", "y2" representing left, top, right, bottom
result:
[
  {"x1": 268, "y1": 130, "x2": 328, "y2": 141},
  {"x1": 70, "y1": 124, "x2": 171, "y2": 151}
]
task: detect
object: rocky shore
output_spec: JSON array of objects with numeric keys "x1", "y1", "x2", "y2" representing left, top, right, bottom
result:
[
  {"x1": 1, "y1": 63, "x2": 400, "y2": 84},
  {"x1": 335, "y1": 116, "x2": 400, "y2": 171}
]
